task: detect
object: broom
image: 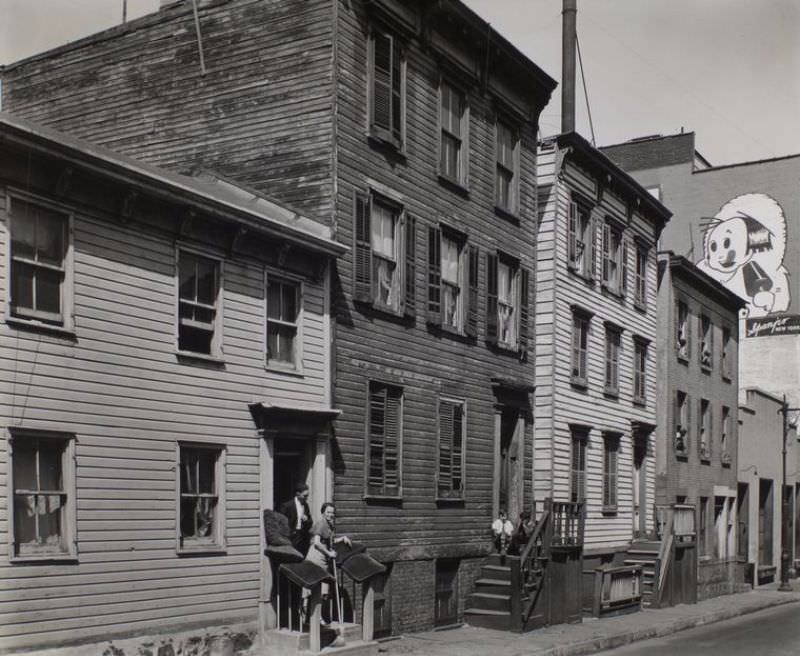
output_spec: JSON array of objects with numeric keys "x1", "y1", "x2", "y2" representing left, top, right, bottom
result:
[{"x1": 330, "y1": 558, "x2": 347, "y2": 647}]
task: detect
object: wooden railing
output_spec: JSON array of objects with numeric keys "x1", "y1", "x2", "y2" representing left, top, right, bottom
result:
[
  {"x1": 590, "y1": 565, "x2": 642, "y2": 617},
  {"x1": 517, "y1": 504, "x2": 552, "y2": 629},
  {"x1": 551, "y1": 501, "x2": 585, "y2": 547},
  {"x1": 672, "y1": 504, "x2": 696, "y2": 542}
]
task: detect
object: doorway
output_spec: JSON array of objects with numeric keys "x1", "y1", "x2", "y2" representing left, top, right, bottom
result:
[
  {"x1": 758, "y1": 478, "x2": 773, "y2": 567},
  {"x1": 496, "y1": 407, "x2": 524, "y2": 522},
  {"x1": 273, "y1": 436, "x2": 312, "y2": 512},
  {"x1": 737, "y1": 482, "x2": 749, "y2": 562},
  {"x1": 632, "y1": 435, "x2": 648, "y2": 538}
]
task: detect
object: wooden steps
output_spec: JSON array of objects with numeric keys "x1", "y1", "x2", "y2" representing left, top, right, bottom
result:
[{"x1": 625, "y1": 541, "x2": 660, "y2": 608}]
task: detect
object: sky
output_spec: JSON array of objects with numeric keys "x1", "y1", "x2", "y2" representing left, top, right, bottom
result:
[{"x1": 1, "y1": 0, "x2": 798, "y2": 166}]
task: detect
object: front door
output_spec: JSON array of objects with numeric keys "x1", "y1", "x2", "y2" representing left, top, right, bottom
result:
[
  {"x1": 497, "y1": 407, "x2": 523, "y2": 521},
  {"x1": 633, "y1": 436, "x2": 647, "y2": 537},
  {"x1": 273, "y1": 436, "x2": 312, "y2": 513}
]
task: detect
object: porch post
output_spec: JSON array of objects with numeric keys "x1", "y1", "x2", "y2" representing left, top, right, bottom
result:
[
  {"x1": 259, "y1": 433, "x2": 277, "y2": 640},
  {"x1": 362, "y1": 580, "x2": 375, "y2": 641}
]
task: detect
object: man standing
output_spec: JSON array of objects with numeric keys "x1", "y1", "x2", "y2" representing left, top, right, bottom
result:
[{"x1": 279, "y1": 483, "x2": 312, "y2": 556}]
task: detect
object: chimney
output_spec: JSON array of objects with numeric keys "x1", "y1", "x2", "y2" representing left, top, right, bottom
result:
[{"x1": 561, "y1": 0, "x2": 577, "y2": 133}]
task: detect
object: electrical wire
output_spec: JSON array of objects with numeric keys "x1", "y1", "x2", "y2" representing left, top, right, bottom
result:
[{"x1": 576, "y1": 33, "x2": 595, "y2": 146}]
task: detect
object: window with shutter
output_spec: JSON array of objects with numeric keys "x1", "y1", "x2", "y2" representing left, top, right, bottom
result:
[
  {"x1": 604, "y1": 324, "x2": 621, "y2": 396},
  {"x1": 721, "y1": 406, "x2": 731, "y2": 464},
  {"x1": 699, "y1": 398, "x2": 711, "y2": 461},
  {"x1": 700, "y1": 315, "x2": 713, "y2": 369},
  {"x1": 367, "y1": 382, "x2": 403, "y2": 497},
  {"x1": 439, "y1": 81, "x2": 468, "y2": 186},
  {"x1": 676, "y1": 301, "x2": 690, "y2": 360},
  {"x1": 634, "y1": 244, "x2": 648, "y2": 308},
  {"x1": 570, "y1": 429, "x2": 588, "y2": 503},
  {"x1": 601, "y1": 219, "x2": 623, "y2": 294},
  {"x1": 675, "y1": 391, "x2": 689, "y2": 456},
  {"x1": 369, "y1": 31, "x2": 405, "y2": 148},
  {"x1": 486, "y1": 253, "x2": 498, "y2": 344},
  {"x1": 437, "y1": 399, "x2": 465, "y2": 499},
  {"x1": 571, "y1": 309, "x2": 591, "y2": 386},
  {"x1": 721, "y1": 327, "x2": 732, "y2": 379},
  {"x1": 466, "y1": 245, "x2": 479, "y2": 338},
  {"x1": 404, "y1": 215, "x2": 416, "y2": 316},
  {"x1": 568, "y1": 196, "x2": 593, "y2": 279},
  {"x1": 633, "y1": 337, "x2": 648, "y2": 405},
  {"x1": 602, "y1": 433, "x2": 620, "y2": 511},
  {"x1": 495, "y1": 121, "x2": 519, "y2": 214}
]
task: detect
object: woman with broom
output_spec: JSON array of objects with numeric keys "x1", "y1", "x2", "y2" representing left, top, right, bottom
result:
[{"x1": 305, "y1": 502, "x2": 351, "y2": 627}]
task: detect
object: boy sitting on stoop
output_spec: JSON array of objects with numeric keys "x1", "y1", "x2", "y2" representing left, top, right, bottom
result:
[{"x1": 492, "y1": 509, "x2": 514, "y2": 557}]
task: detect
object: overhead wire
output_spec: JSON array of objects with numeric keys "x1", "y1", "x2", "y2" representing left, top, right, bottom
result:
[{"x1": 575, "y1": 32, "x2": 595, "y2": 146}]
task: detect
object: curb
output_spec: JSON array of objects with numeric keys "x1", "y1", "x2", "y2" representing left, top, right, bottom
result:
[{"x1": 532, "y1": 595, "x2": 800, "y2": 656}]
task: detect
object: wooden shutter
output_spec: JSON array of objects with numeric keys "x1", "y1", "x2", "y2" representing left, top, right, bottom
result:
[
  {"x1": 571, "y1": 316, "x2": 581, "y2": 378},
  {"x1": 621, "y1": 238, "x2": 629, "y2": 297},
  {"x1": 466, "y1": 244, "x2": 479, "y2": 338},
  {"x1": 518, "y1": 267, "x2": 529, "y2": 360},
  {"x1": 451, "y1": 403, "x2": 463, "y2": 494},
  {"x1": 404, "y1": 214, "x2": 416, "y2": 316},
  {"x1": 384, "y1": 389, "x2": 401, "y2": 493},
  {"x1": 427, "y1": 225, "x2": 441, "y2": 323},
  {"x1": 438, "y1": 400, "x2": 453, "y2": 496},
  {"x1": 372, "y1": 33, "x2": 393, "y2": 132},
  {"x1": 590, "y1": 216, "x2": 599, "y2": 279},
  {"x1": 368, "y1": 385, "x2": 386, "y2": 493},
  {"x1": 601, "y1": 221, "x2": 611, "y2": 284},
  {"x1": 568, "y1": 201, "x2": 577, "y2": 265},
  {"x1": 354, "y1": 192, "x2": 373, "y2": 302},
  {"x1": 674, "y1": 392, "x2": 681, "y2": 445},
  {"x1": 686, "y1": 395, "x2": 692, "y2": 451},
  {"x1": 486, "y1": 253, "x2": 498, "y2": 344}
]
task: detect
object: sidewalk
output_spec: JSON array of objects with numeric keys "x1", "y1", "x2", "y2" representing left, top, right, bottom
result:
[{"x1": 375, "y1": 582, "x2": 800, "y2": 656}]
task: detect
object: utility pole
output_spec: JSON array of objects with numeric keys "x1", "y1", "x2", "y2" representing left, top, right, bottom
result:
[{"x1": 778, "y1": 395, "x2": 796, "y2": 591}]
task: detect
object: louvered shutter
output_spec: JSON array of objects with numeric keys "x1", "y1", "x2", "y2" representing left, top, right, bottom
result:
[
  {"x1": 697, "y1": 400, "x2": 703, "y2": 455},
  {"x1": 572, "y1": 317, "x2": 581, "y2": 378},
  {"x1": 486, "y1": 253, "x2": 498, "y2": 344},
  {"x1": 438, "y1": 401, "x2": 454, "y2": 496},
  {"x1": 518, "y1": 267, "x2": 529, "y2": 361},
  {"x1": 602, "y1": 221, "x2": 611, "y2": 284},
  {"x1": 354, "y1": 192, "x2": 373, "y2": 302},
  {"x1": 368, "y1": 385, "x2": 386, "y2": 493},
  {"x1": 404, "y1": 215, "x2": 416, "y2": 317},
  {"x1": 674, "y1": 393, "x2": 681, "y2": 449},
  {"x1": 427, "y1": 225, "x2": 441, "y2": 323},
  {"x1": 466, "y1": 244, "x2": 479, "y2": 338},
  {"x1": 451, "y1": 404, "x2": 463, "y2": 494},
  {"x1": 372, "y1": 33, "x2": 393, "y2": 132},
  {"x1": 686, "y1": 396, "x2": 692, "y2": 451},
  {"x1": 621, "y1": 238, "x2": 629, "y2": 297},
  {"x1": 384, "y1": 389, "x2": 400, "y2": 494},
  {"x1": 590, "y1": 216, "x2": 599, "y2": 280},
  {"x1": 568, "y1": 201, "x2": 577, "y2": 266}
]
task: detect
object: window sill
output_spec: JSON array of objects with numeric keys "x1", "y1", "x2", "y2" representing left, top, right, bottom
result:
[
  {"x1": 6, "y1": 316, "x2": 76, "y2": 340},
  {"x1": 10, "y1": 553, "x2": 78, "y2": 564},
  {"x1": 600, "y1": 282, "x2": 624, "y2": 299},
  {"x1": 700, "y1": 457, "x2": 711, "y2": 465},
  {"x1": 722, "y1": 374, "x2": 732, "y2": 383},
  {"x1": 675, "y1": 450, "x2": 689, "y2": 460},
  {"x1": 604, "y1": 387, "x2": 619, "y2": 399},
  {"x1": 700, "y1": 364, "x2": 713, "y2": 374},
  {"x1": 364, "y1": 494, "x2": 403, "y2": 504},
  {"x1": 571, "y1": 376, "x2": 588, "y2": 390},
  {"x1": 177, "y1": 546, "x2": 227, "y2": 556},
  {"x1": 176, "y1": 351, "x2": 226, "y2": 367},
  {"x1": 567, "y1": 265, "x2": 595, "y2": 285},
  {"x1": 437, "y1": 174, "x2": 470, "y2": 197},
  {"x1": 436, "y1": 496, "x2": 465, "y2": 505},
  {"x1": 367, "y1": 130, "x2": 405, "y2": 157},
  {"x1": 632, "y1": 397, "x2": 647, "y2": 407},
  {"x1": 601, "y1": 506, "x2": 618, "y2": 515},
  {"x1": 493, "y1": 204, "x2": 520, "y2": 224},
  {"x1": 634, "y1": 300, "x2": 647, "y2": 313},
  {"x1": 677, "y1": 353, "x2": 689, "y2": 364},
  {"x1": 266, "y1": 362, "x2": 305, "y2": 378}
]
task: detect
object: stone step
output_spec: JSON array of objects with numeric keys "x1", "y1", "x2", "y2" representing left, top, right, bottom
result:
[
  {"x1": 463, "y1": 608, "x2": 511, "y2": 631},
  {"x1": 473, "y1": 577, "x2": 512, "y2": 595},
  {"x1": 481, "y1": 564, "x2": 512, "y2": 581}
]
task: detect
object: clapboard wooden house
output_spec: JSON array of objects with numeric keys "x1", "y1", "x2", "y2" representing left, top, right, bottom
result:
[
  {"x1": 1, "y1": 0, "x2": 559, "y2": 641},
  {"x1": 536, "y1": 132, "x2": 670, "y2": 617},
  {"x1": 0, "y1": 113, "x2": 345, "y2": 653}
]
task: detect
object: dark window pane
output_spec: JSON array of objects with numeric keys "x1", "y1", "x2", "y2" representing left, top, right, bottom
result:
[
  {"x1": 180, "y1": 498, "x2": 198, "y2": 537},
  {"x1": 39, "y1": 495, "x2": 63, "y2": 546},
  {"x1": 196, "y1": 258, "x2": 217, "y2": 305},
  {"x1": 36, "y1": 209, "x2": 65, "y2": 267},
  {"x1": 197, "y1": 453, "x2": 215, "y2": 494},
  {"x1": 38, "y1": 443, "x2": 64, "y2": 491},
  {"x1": 267, "y1": 325, "x2": 280, "y2": 361},
  {"x1": 13, "y1": 445, "x2": 37, "y2": 491},
  {"x1": 179, "y1": 254, "x2": 197, "y2": 301},
  {"x1": 193, "y1": 306, "x2": 215, "y2": 324},
  {"x1": 179, "y1": 324, "x2": 213, "y2": 354},
  {"x1": 11, "y1": 205, "x2": 37, "y2": 260},
  {"x1": 14, "y1": 495, "x2": 37, "y2": 546},
  {"x1": 282, "y1": 284, "x2": 297, "y2": 321},
  {"x1": 11, "y1": 261, "x2": 34, "y2": 311},
  {"x1": 267, "y1": 281, "x2": 282, "y2": 320},
  {"x1": 180, "y1": 454, "x2": 197, "y2": 494},
  {"x1": 36, "y1": 268, "x2": 62, "y2": 315}
]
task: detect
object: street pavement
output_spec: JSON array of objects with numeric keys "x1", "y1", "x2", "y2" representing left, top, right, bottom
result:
[{"x1": 375, "y1": 581, "x2": 800, "y2": 656}]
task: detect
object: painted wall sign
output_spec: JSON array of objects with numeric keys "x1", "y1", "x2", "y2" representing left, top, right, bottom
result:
[{"x1": 696, "y1": 193, "x2": 796, "y2": 336}]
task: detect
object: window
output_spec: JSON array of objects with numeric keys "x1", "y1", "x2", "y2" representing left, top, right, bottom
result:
[
  {"x1": 570, "y1": 428, "x2": 588, "y2": 503},
  {"x1": 495, "y1": 120, "x2": 519, "y2": 214},
  {"x1": 486, "y1": 253, "x2": 529, "y2": 353},
  {"x1": 568, "y1": 197, "x2": 594, "y2": 278},
  {"x1": 368, "y1": 30, "x2": 405, "y2": 148},
  {"x1": 721, "y1": 326, "x2": 732, "y2": 379},
  {"x1": 10, "y1": 430, "x2": 76, "y2": 559},
  {"x1": 267, "y1": 276, "x2": 300, "y2": 368},
  {"x1": 372, "y1": 565, "x2": 393, "y2": 639},
  {"x1": 675, "y1": 391, "x2": 689, "y2": 455},
  {"x1": 571, "y1": 309, "x2": 590, "y2": 386},
  {"x1": 699, "y1": 399, "x2": 711, "y2": 461},
  {"x1": 367, "y1": 382, "x2": 402, "y2": 497},
  {"x1": 633, "y1": 337, "x2": 648, "y2": 404},
  {"x1": 434, "y1": 559, "x2": 459, "y2": 627},
  {"x1": 437, "y1": 399, "x2": 465, "y2": 499},
  {"x1": 178, "y1": 444, "x2": 226, "y2": 552},
  {"x1": 699, "y1": 496, "x2": 709, "y2": 557},
  {"x1": 700, "y1": 315, "x2": 713, "y2": 369},
  {"x1": 601, "y1": 220, "x2": 623, "y2": 293},
  {"x1": 602, "y1": 434, "x2": 620, "y2": 512},
  {"x1": 439, "y1": 81, "x2": 468, "y2": 186},
  {"x1": 676, "y1": 301, "x2": 690, "y2": 360},
  {"x1": 178, "y1": 250, "x2": 221, "y2": 356},
  {"x1": 634, "y1": 244, "x2": 648, "y2": 308},
  {"x1": 714, "y1": 497, "x2": 727, "y2": 559},
  {"x1": 604, "y1": 324, "x2": 621, "y2": 396},
  {"x1": 9, "y1": 197, "x2": 70, "y2": 327},
  {"x1": 353, "y1": 192, "x2": 415, "y2": 315},
  {"x1": 721, "y1": 406, "x2": 731, "y2": 464},
  {"x1": 427, "y1": 227, "x2": 478, "y2": 335}
]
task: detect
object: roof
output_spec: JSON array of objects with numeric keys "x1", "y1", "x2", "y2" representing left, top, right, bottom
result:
[
  {"x1": 659, "y1": 251, "x2": 747, "y2": 311},
  {"x1": 0, "y1": 112, "x2": 347, "y2": 257},
  {"x1": 546, "y1": 131, "x2": 672, "y2": 230},
  {"x1": 600, "y1": 132, "x2": 706, "y2": 171}
]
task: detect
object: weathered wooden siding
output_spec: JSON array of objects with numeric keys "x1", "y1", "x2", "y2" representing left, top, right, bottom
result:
[
  {"x1": 536, "y1": 143, "x2": 661, "y2": 550},
  {"x1": 0, "y1": 181, "x2": 330, "y2": 651},
  {"x1": 1, "y1": 0, "x2": 335, "y2": 224},
  {"x1": 331, "y1": 0, "x2": 542, "y2": 561}
]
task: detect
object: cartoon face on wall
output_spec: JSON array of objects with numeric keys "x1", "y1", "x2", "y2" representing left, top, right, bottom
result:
[{"x1": 696, "y1": 193, "x2": 791, "y2": 319}]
